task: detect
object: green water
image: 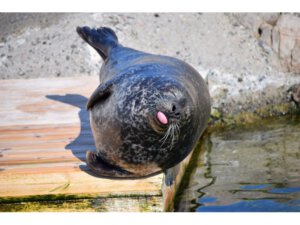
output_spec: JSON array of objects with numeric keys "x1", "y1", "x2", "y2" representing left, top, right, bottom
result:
[{"x1": 175, "y1": 115, "x2": 300, "y2": 212}]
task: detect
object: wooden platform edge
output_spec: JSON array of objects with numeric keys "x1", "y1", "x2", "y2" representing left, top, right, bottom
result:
[
  {"x1": 0, "y1": 193, "x2": 163, "y2": 212},
  {"x1": 162, "y1": 150, "x2": 194, "y2": 212},
  {"x1": 162, "y1": 135, "x2": 207, "y2": 212}
]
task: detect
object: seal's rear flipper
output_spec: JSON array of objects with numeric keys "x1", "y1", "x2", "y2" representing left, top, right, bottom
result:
[
  {"x1": 86, "y1": 150, "x2": 135, "y2": 178},
  {"x1": 76, "y1": 26, "x2": 118, "y2": 60}
]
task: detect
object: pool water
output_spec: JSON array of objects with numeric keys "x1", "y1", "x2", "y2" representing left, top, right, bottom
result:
[{"x1": 175, "y1": 115, "x2": 300, "y2": 212}]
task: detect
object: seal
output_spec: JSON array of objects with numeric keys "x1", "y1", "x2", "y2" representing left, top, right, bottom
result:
[{"x1": 76, "y1": 26, "x2": 211, "y2": 179}]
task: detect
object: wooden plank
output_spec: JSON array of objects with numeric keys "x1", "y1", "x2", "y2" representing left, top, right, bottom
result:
[
  {"x1": 0, "y1": 77, "x2": 96, "y2": 126},
  {"x1": 0, "y1": 77, "x2": 163, "y2": 201},
  {"x1": 0, "y1": 172, "x2": 162, "y2": 197}
]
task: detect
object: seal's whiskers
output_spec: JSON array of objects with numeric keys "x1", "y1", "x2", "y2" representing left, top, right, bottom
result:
[
  {"x1": 159, "y1": 122, "x2": 180, "y2": 149},
  {"x1": 160, "y1": 125, "x2": 172, "y2": 147}
]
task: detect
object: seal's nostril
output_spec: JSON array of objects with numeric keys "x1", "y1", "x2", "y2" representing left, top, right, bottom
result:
[{"x1": 172, "y1": 104, "x2": 176, "y2": 112}]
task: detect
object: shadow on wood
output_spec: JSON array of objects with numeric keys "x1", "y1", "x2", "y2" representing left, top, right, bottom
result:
[
  {"x1": 0, "y1": 77, "x2": 163, "y2": 206},
  {"x1": 46, "y1": 94, "x2": 96, "y2": 174}
]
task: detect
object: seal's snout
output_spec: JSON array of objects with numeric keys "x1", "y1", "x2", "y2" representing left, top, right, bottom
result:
[{"x1": 171, "y1": 103, "x2": 181, "y2": 117}]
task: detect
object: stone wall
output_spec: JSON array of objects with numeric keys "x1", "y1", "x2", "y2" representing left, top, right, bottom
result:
[{"x1": 235, "y1": 13, "x2": 300, "y2": 74}]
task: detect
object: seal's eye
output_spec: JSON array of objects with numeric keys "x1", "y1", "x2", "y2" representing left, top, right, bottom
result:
[{"x1": 157, "y1": 111, "x2": 168, "y2": 125}]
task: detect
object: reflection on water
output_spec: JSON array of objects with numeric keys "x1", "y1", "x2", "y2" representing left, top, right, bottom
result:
[{"x1": 175, "y1": 115, "x2": 300, "y2": 212}]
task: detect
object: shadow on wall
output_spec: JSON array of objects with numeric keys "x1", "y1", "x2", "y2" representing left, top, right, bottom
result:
[{"x1": 46, "y1": 94, "x2": 96, "y2": 172}]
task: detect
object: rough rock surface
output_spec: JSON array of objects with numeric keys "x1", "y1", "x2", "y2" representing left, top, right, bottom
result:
[
  {"x1": 235, "y1": 13, "x2": 300, "y2": 74},
  {"x1": 0, "y1": 13, "x2": 299, "y2": 117}
]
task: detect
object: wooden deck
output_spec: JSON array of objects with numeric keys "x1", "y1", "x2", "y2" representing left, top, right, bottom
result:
[{"x1": 0, "y1": 77, "x2": 163, "y2": 209}]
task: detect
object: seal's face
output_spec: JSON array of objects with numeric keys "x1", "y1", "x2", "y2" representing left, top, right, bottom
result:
[{"x1": 147, "y1": 86, "x2": 192, "y2": 148}]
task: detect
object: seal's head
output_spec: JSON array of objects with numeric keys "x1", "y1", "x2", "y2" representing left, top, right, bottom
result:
[{"x1": 145, "y1": 82, "x2": 193, "y2": 150}]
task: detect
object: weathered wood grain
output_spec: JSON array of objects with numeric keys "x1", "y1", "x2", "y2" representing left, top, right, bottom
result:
[{"x1": 0, "y1": 77, "x2": 163, "y2": 200}]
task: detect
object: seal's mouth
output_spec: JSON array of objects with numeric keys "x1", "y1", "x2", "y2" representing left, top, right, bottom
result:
[
  {"x1": 147, "y1": 115, "x2": 166, "y2": 134},
  {"x1": 156, "y1": 111, "x2": 168, "y2": 125},
  {"x1": 148, "y1": 110, "x2": 181, "y2": 147}
]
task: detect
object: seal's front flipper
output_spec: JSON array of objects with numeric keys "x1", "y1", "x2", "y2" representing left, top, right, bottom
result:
[
  {"x1": 86, "y1": 81, "x2": 113, "y2": 110},
  {"x1": 164, "y1": 168, "x2": 175, "y2": 186},
  {"x1": 76, "y1": 26, "x2": 118, "y2": 60},
  {"x1": 164, "y1": 165, "x2": 180, "y2": 187},
  {"x1": 86, "y1": 150, "x2": 134, "y2": 178}
]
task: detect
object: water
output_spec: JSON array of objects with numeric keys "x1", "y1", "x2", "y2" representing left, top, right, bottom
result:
[{"x1": 175, "y1": 115, "x2": 300, "y2": 212}]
